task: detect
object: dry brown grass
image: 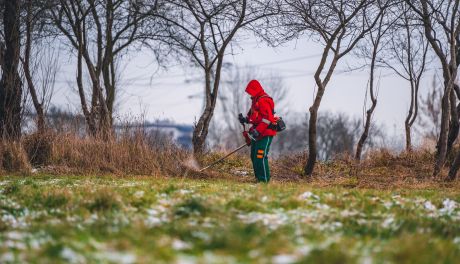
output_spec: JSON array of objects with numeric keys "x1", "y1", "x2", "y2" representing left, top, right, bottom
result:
[
  {"x1": 1, "y1": 129, "x2": 459, "y2": 190},
  {"x1": 0, "y1": 141, "x2": 31, "y2": 174},
  {"x1": 269, "y1": 147, "x2": 460, "y2": 189},
  {"x1": 1, "y1": 129, "x2": 187, "y2": 176}
]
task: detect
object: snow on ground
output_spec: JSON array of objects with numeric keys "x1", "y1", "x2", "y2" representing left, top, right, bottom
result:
[{"x1": 0, "y1": 176, "x2": 459, "y2": 263}]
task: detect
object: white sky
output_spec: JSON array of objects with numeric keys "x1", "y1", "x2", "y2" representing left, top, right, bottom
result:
[{"x1": 52, "y1": 35, "x2": 439, "y2": 142}]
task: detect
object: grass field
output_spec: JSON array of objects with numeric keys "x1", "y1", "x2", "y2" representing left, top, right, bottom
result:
[{"x1": 1, "y1": 175, "x2": 460, "y2": 263}]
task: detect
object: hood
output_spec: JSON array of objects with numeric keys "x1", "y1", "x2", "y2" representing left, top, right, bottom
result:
[{"x1": 245, "y1": 80, "x2": 265, "y2": 97}]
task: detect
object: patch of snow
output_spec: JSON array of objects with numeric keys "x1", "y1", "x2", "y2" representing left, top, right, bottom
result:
[
  {"x1": 61, "y1": 247, "x2": 85, "y2": 264},
  {"x1": 96, "y1": 251, "x2": 137, "y2": 264},
  {"x1": 317, "y1": 221, "x2": 343, "y2": 232},
  {"x1": 440, "y1": 199, "x2": 457, "y2": 215},
  {"x1": 172, "y1": 239, "x2": 192, "y2": 250},
  {"x1": 272, "y1": 254, "x2": 298, "y2": 264},
  {"x1": 175, "y1": 255, "x2": 197, "y2": 264},
  {"x1": 383, "y1": 201, "x2": 393, "y2": 209},
  {"x1": 238, "y1": 211, "x2": 289, "y2": 230},
  {"x1": 340, "y1": 209, "x2": 360, "y2": 218},
  {"x1": 296, "y1": 245, "x2": 313, "y2": 256},
  {"x1": 381, "y1": 217, "x2": 395, "y2": 229},
  {"x1": 3, "y1": 240, "x2": 26, "y2": 250},
  {"x1": 424, "y1": 201, "x2": 436, "y2": 211},
  {"x1": 178, "y1": 189, "x2": 192, "y2": 195},
  {"x1": 0, "y1": 252, "x2": 15, "y2": 262},
  {"x1": 191, "y1": 231, "x2": 211, "y2": 242},
  {"x1": 0, "y1": 180, "x2": 10, "y2": 186},
  {"x1": 6, "y1": 231, "x2": 25, "y2": 240},
  {"x1": 298, "y1": 191, "x2": 319, "y2": 201},
  {"x1": 144, "y1": 207, "x2": 169, "y2": 227},
  {"x1": 453, "y1": 237, "x2": 460, "y2": 244},
  {"x1": 315, "y1": 203, "x2": 330, "y2": 210},
  {"x1": 133, "y1": 191, "x2": 144, "y2": 199}
]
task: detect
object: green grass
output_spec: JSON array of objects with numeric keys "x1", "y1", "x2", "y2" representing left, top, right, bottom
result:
[{"x1": 0, "y1": 175, "x2": 460, "y2": 263}]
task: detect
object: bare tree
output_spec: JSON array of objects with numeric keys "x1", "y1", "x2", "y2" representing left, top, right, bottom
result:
[
  {"x1": 48, "y1": 0, "x2": 153, "y2": 137},
  {"x1": 354, "y1": 3, "x2": 395, "y2": 161},
  {"x1": 152, "y1": 0, "x2": 279, "y2": 155},
  {"x1": 20, "y1": 0, "x2": 60, "y2": 134},
  {"x1": 379, "y1": 3, "x2": 429, "y2": 152},
  {"x1": 282, "y1": 0, "x2": 385, "y2": 176},
  {"x1": 0, "y1": 0, "x2": 22, "y2": 139},
  {"x1": 405, "y1": 0, "x2": 460, "y2": 177}
]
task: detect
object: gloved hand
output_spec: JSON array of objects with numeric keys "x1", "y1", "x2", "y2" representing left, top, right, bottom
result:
[
  {"x1": 242, "y1": 131, "x2": 251, "y2": 146},
  {"x1": 248, "y1": 129, "x2": 260, "y2": 140},
  {"x1": 238, "y1": 113, "x2": 248, "y2": 125}
]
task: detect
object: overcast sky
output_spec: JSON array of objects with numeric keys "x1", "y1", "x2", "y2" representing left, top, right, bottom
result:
[{"x1": 53, "y1": 35, "x2": 439, "y2": 143}]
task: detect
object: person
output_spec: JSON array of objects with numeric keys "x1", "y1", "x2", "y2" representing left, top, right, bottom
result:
[{"x1": 239, "y1": 80, "x2": 277, "y2": 183}]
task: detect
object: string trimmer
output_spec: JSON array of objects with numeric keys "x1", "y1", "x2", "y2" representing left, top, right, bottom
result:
[{"x1": 199, "y1": 124, "x2": 249, "y2": 172}]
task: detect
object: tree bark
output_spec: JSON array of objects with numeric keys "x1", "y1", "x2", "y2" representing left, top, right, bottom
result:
[
  {"x1": 405, "y1": 80, "x2": 416, "y2": 152},
  {"x1": 23, "y1": 0, "x2": 46, "y2": 134},
  {"x1": 447, "y1": 88, "x2": 459, "y2": 157},
  {"x1": 355, "y1": 29, "x2": 379, "y2": 160},
  {"x1": 192, "y1": 68, "x2": 214, "y2": 155},
  {"x1": 0, "y1": 0, "x2": 22, "y2": 140},
  {"x1": 304, "y1": 45, "x2": 339, "y2": 176},
  {"x1": 407, "y1": 78, "x2": 421, "y2": 152},
  {"x1": 434, "y1": 78, "x2": 453, "y2": 176}
]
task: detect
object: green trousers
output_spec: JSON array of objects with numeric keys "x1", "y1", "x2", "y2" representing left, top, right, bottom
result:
[{"x1": 250, "y1": 136, "x2": 273, "y2": 183}]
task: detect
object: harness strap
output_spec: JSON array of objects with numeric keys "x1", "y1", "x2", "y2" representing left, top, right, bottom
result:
[{"x1": 261, "y1": 118, "x2": 271, "y2": 125}]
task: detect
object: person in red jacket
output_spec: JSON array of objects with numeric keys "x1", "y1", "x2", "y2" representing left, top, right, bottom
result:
[{"x1": 239, "y1": 80, "x2": 277, "y2": 183}]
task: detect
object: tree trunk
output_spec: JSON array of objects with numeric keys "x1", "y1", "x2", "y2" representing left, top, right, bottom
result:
[
  {"x1": 356, "y1": 41, "x2": 378, "y2": 160},
  {"x1": 23, "y1": 0, "x2": 46, "y2": 134},
  {"x1": 447, "y1": 151, "x2": 460, "y2": 181},
  {"x1": 304, "y1": 84, "x2": 327, "y2": 176},
  {"x1": 447, "y1": 88, "x2": 459, "y2": 157},
  {"x1": 102, "y1": 0, "x2": 115, "y2": 129},
  {"x1": 356, "y1": 105, "x2": 377, "y2": 160},
  {"x1": 76, "y1": 31, "x2": 97, "y2": 136},
  {"x1": 408, "y1": 79, "x2": 421, "y2": 152},
  {"x1": 304, "y1": 47, "x2": 339, "y2": 176},
  {"x1": 434, "y1": 78, "x2": 453, "y2": 176},
  {"x1": 305, "y1": 105, "x2": 318, "y2": 176},
  {"x1": 192, "y1": 67, "x2": 214, "y2": 155},
  {"x1": 405, "y1": 81, "x2": 416, "y2": 152},
  {"x1": 0, "y1": 0, "x2": 22, "y2": 140}
]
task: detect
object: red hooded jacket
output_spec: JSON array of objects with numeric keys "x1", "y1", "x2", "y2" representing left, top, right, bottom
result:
[{"x1": 245, "y1": 80, "x2": 277, "y2": 138}]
